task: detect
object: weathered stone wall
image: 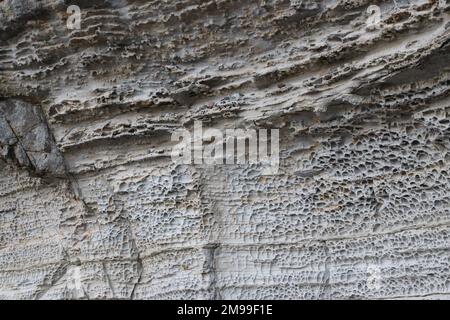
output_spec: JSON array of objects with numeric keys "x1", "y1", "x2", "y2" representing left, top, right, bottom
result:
[{"x1": 1, "y1": 0, "x2": 450, "y2": 299}]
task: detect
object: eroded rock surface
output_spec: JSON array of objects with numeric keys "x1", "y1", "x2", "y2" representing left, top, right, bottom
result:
[{"x1": 1, "y1": 0, "x2": 450, "y2": 299}]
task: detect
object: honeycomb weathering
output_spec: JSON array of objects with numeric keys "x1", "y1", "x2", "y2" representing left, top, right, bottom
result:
[{"x1": 1, "y1": 0, "x2": 450, "y2": 300}]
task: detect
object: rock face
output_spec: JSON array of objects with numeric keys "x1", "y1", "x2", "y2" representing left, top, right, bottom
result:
[
  {"x1": 0, "y1": 100, "x2": 66, "y2": 176},
  {"x1": 1, "y1": 0, "x2": 450, "y2": 300}
]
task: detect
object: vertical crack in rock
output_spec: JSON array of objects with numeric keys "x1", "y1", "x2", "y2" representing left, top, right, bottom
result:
[
  {"x1": 0, "y1": 100, "x2": 66, "y2": 177},
  {"x1": 122, "y1": 211, "x2": 144, "y2": 300},
  {"x1": 102, "y1": 262, "x2": 117, "y2": 299},
  {"x1": 319, "y1": 241, "x2": 331, "y2": 300},
  {"x1": 130, "y1": 256, "x2": 143, "y2": 300},
  {"x1": 203, "y1": 244, "x2": 221, "y2": 300}
]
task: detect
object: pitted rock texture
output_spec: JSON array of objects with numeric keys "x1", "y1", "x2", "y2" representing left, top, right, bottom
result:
[{"x1": 1, "y1": 0, "x2": 450, "y2": 300}]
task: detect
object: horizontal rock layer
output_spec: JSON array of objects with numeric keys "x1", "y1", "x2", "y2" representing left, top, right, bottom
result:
[{"x1": 1, "y1": 0, "x2": 450, "y2": 299}]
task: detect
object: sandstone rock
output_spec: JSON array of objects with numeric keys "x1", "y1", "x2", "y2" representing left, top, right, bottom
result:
[{"x1": 0, "y1": 0, "x2": 450, "y2": 300}]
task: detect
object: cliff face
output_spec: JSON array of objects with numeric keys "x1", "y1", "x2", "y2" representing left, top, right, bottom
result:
[{"x1": 1, "y1": 0, "x2": 450, "y2": 300}]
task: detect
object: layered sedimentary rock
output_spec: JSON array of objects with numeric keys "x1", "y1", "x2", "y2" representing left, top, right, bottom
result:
[{"x1": 1, "y1": 0, "x2": 450, "y2": 299}]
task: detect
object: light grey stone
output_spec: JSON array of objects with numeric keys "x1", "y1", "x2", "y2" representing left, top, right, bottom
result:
[{"x1": 0, "y1": 0, "x2": 450, "y2": 300}]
